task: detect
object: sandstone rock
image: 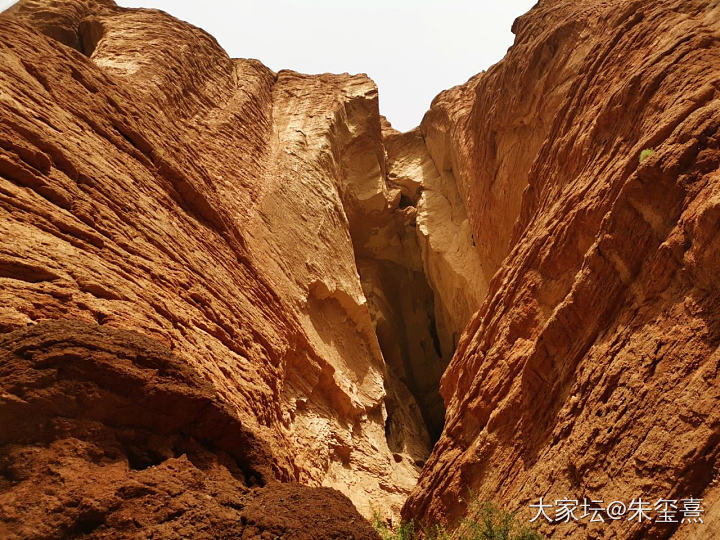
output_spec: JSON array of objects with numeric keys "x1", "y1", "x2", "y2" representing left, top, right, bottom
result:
[
  {"x1": 0, "y1": 0, "x2": 440, "y2": 529},
  {"x1": 0, "y1": 321, "x2": 379, "y2": 539},
  {"x1": 4, "y1": 0, "x2": 718, "y2": 538},
  {"x1": 385, "y1": 127, "x2": 485, "y2": 361},
  {"x1": 402, "y1": 1, "x2": 720, "y2": 538}
]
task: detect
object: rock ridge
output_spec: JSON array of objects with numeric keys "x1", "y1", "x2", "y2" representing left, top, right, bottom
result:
[
  {"x1": 0, "y1": 0, "x2": 482, "y2": 533},
  {"x1": 402, "y1": 1, "x2": 720, "y2": 539}
]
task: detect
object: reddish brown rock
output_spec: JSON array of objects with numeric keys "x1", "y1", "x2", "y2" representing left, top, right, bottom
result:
[
  {"x1": 0, "y1": 0, "x2": 432, "y2": 530},
  {"x1": 4, "y1": 0, "x2": 720, "y2": 538},
  {"x1": 0, "y1": 321, "x2": 378, "y2": 539},
  {"x1": 403, "y1": 0, "x2": 720, "y2": 538}
]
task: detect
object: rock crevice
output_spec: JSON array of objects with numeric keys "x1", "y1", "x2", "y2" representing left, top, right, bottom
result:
[
  {"x1": 4, "y1": 1, "x2": 717, "y2": 538},
  {"x1": 0, "y1": 0, "x2": 483, "y2": 531}
]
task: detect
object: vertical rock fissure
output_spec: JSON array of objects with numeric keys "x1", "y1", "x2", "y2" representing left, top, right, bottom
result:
[
  {"x1": 364, "y1": 123, "x2": 487, "y2": 451},
  {"x1": 334, "y1": 105, "x2": 467, "y2": 449},
  {"x1": 358, "y1": 255, "x2": 448, "y2": 444}
]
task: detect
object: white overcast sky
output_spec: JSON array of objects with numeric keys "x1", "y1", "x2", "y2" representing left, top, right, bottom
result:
[{"x1": 3, "y1": 0, "x2": 537, "y2": 131}]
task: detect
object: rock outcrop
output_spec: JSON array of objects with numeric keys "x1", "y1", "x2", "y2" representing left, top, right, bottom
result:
[
  {"x1": 403, "y1": 0, "x2": 720, "y2": 538},
  {"x1": 0, "y1": 0, "x2": 480, "y2": 533},
  {"x1": 2, "y1": 0, "x2": 720, "y2": 538},
  {"x1": 0, "y1": 321, "x2": 379, "y2": 539}
]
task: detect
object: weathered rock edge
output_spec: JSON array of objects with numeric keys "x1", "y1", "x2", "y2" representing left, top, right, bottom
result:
[{"x1": 404, "y1": 1, "x2": 720, "y2": 538}]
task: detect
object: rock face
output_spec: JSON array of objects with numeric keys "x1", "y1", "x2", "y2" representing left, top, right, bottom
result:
[
  {"x1": 2, "y1": 0, "x2": 719, "y2": 538},
  {"x1": 0, "y1": 0, "x2": 477, "y2": 534},
  {"x1": 403, "y1": 0, "x2": 720, "y2": 538},
  {"x1": 0, "y1": 321, "x2": 379, "y2": 539}
]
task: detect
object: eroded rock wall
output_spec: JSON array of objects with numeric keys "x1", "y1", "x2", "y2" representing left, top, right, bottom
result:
[
  {"x1": 403, "y1": 1, "x2": 720, "y2": 538},
  {"x1": 245, "y1": 69, "x2": 432, "y2": 516},
  {"x1": 0, "y1": 0, "x2": 457, "y2": 532},
  {"x1": 385, "y1": 127, "x2": 485, "y2": 362},
  {"x1": 5, "y1": 0, "x2": 715, "y2": 538},
  {"x1": 0, "y1": 321, "x2": 379, "y2": 539}
]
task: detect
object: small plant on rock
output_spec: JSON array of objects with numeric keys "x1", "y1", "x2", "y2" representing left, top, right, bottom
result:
[
  {"x1": 373, "y1": 512, "x2": 417, "y2": 540},
  {"x1": 454, "y1": 499, "x2": 543, "y2": 540},
  {"x1": 639, "y1": 148, "x2": 656, "y2": 163}
]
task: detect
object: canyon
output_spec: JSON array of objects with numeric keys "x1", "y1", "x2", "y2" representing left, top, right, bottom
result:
[{"x1": 0, "y1": 0, "x2": 719, "y2": 539}]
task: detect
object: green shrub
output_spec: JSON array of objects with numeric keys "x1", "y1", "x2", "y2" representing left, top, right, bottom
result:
[
  {"x1": 639, "y1": 148, "x2": 656, "y2": 163},
  {"x1": 373, "y1": 512, "x2": 418, "y2": 540},
  {"x1": 372, "y1": 497, "x2": 543, "y2": 540}
]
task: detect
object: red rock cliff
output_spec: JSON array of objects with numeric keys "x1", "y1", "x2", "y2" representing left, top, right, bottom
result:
[
  {"x1": 0, "y1": 0, "x2": 443, "y2": 535},
  {"x1": 2, "y1": 0, "x2": 720, "y2": 538},
  {"x1": 403, "y1": 0, "x2": 720, "y2": 538}
]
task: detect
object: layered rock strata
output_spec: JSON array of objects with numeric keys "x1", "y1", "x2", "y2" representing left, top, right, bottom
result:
[
  {"x1": 0, "y1": 0, "x2": 482, "y2": 533},
  {"x1": 3, "y1": 0, "x2": 715, "y2": 538},
  {"x1": 403, "y1": 1, "x2": 720, "y2": 538},
  {"x1": 0, "y1": 321, "x2": 379, "y2": 539}
]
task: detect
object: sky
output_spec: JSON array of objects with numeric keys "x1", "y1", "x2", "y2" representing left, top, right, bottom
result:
[{"x1": 2, "y1": 0, "x2": 537, "y2": 131}]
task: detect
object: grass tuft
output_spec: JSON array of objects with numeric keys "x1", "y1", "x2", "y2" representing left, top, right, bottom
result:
[{"x1": 373, "y1": 495, "x2": 543, "y2": 540}]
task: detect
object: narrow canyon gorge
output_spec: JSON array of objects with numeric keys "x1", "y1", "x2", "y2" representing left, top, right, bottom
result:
[{"x1": 0, "y1": 0, "x2": 719, "y2": 538}]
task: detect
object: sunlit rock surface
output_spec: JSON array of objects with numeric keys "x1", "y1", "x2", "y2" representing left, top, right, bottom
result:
[
  {"x1": 402, "y1": 1, "x2": 720, "y2": 538},
  {"x1": 2, "y1": 0, "x2": 719, "y2": 538},
  {"x1": 0, "y1": 0, "x2": 453, "y2": 532}
]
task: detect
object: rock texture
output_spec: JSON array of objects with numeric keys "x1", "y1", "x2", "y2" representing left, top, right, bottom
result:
[
  {"x1": 403, "y1": 0, "x2": 720, "y2": 538},
  {"x1": 4, "y1": 0, "x2": 719, "y2": 538},
  {"x1": 0, "y1": 321, "x2": 379, "y2": 539},
  {"x1": 0, "y1": 0, "x2": 464, "y2": 532},
  {"x1": 385, "y1": 127, "x2": 485, "y2": 363}
]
